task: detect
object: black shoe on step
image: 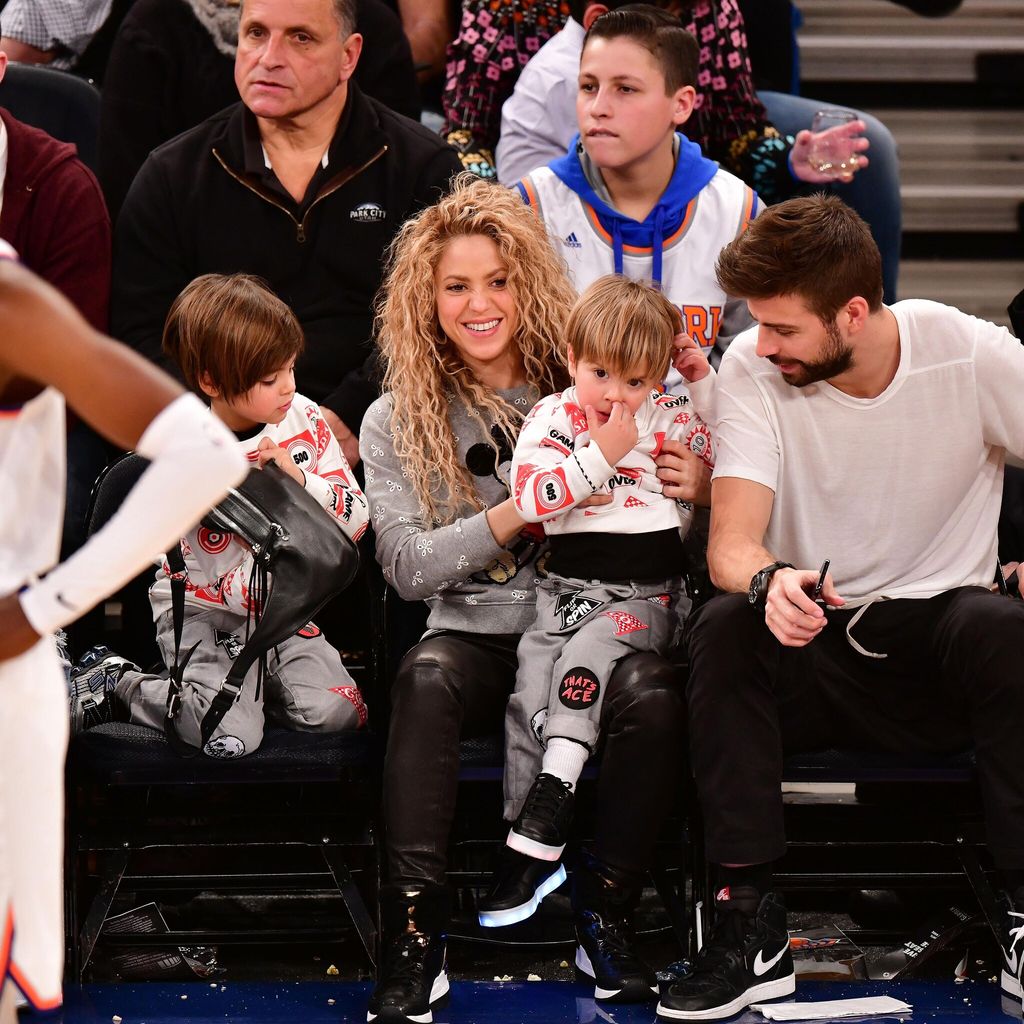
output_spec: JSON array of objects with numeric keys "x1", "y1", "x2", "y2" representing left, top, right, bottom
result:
[
  {"x1": 573, "y1": 853, "x2": 659, "y2": 1003},
  {"x1": 656, "y1": 887, "x2": 794, "y2": 1021},
  {"x1": 507, "y1": 771, "x2": 574, "y2": 860},
  {"x1": 477, "y1": 848, "x2": 567, "y2": 927},
  {"x1": 367, "y1": 884, "x2": 449, "y2": 1024}
]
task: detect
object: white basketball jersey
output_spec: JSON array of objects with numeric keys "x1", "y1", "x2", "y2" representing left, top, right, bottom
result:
[
  {"x1": 0, "y1": 237, "x2": 67, "y2": 1013},
  {"x1": 519, "y1": 166, "x2": 756, "y2": 353},
  {"x1": 0, "y1": 388, "x2": 66, "y2": 595}
]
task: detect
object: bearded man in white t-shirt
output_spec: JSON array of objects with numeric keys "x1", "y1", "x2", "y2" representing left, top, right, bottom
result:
[{"x1": 657, "y1": 194, "x2": 1024, "y2": 1024}]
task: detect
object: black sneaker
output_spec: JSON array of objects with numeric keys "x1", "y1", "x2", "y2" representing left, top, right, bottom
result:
[
  {"x1": 367, "y1": 885, "x2": 449, "y2": 1024},
  {"x1": 477, "y1": 848, "x2": 567, "y2": 927},
  {"x1": 573, "y1": 854, "x2": 659, "y2": 1003},
  {"x1": 656, "y1": 887, "x2": 794, "y2": 1021},
  {"x1": 1000, "y1": 887, "x2": 1024, "y2": 1002},
  {"x1": 69, "y1": 645, "x2": 137, "y2": 734},
  {"x1": 507, "y1": 772, "x2": 574, "y2": 860}
]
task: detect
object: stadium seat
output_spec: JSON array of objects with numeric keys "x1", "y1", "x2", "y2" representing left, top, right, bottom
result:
[
  {"x1": 0, "y1": 63, "x2": 101, "y2": 171},
  {"x1": 688, "y1": 747, "x2": 997, "y2": 958}
]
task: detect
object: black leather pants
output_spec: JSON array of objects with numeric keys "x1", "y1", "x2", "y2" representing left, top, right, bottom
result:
[{"x1": 384, "y1": 631, "x2": 685, "y2": 885}]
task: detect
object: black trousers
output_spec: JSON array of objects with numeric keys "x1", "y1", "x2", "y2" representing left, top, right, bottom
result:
[
  {"x1": 686, "y1": 588, "x2": 1024, "y2": 870},
  {"x1": 384, "y1": 631, "x2": 685, "y2": 885}
]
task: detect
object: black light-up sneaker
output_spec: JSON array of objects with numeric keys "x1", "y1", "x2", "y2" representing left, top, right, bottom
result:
[
  {"x1": 477, "y1": 848, "x2": 567, "y2": 927},
  {"x1": 506, "y1": 772, "x2": 574, "y2": 860},
  {"x1": 367, "y1": 885, "x2": 450, "y2": 1024},
  {"x1": 573, "y1": 853, "x2": 659, "y2": 1003},
  {"x1": 69, "y1": 645, "x2": 137, "y2": 734},
  {"x1": 657, "y1": 887, "x2": 794, "y2": 1021},
  {"x1": 999, "y1": 887, "x2": 1024, "y2": 1003}
]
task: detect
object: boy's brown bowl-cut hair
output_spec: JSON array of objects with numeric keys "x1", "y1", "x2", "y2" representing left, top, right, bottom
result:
[
  {"x1": 566, "y1": 274, "x2": 681, "y2": 381},
  {"x1": 163, "y1": 273, "x2": 305, "y2": 400}
]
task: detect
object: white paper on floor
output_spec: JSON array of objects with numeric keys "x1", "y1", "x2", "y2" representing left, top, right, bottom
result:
[{"x1": 750, "y1": 996, "x2": 912, "y2": 1020}]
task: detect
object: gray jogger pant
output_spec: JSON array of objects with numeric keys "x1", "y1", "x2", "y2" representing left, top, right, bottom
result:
[
  {"x1": 503, "y1": 572, "x2": 685, "y2": 818},
  {"x1": 116, "y1": 607, "x2": 365, "y2": 758}
]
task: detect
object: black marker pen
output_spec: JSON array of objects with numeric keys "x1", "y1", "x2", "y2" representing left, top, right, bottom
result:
[{"x1": 813, "y1": 559, "x2": 830, "y2": 605}]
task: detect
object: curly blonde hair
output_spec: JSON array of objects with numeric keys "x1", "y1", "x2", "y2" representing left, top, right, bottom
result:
[{"x1": 376, "y1": 173, "x2": 575, "y2": 525}]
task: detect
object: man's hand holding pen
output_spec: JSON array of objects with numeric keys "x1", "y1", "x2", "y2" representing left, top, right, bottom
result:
[{"x1": 765, "y1": 559, "x2": 846, "y2": 647}]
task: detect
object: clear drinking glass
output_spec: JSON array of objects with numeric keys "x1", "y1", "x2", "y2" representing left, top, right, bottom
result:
[{"x1": 807, "y1": 109, "x2": 859, "y2": 179}]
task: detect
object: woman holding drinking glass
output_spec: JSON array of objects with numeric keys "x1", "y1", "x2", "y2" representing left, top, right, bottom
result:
[{"x1": 360, "y1": 174, "x2": 696, "y2": 1023}]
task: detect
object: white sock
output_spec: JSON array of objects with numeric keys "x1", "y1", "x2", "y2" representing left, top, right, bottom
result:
[{"x1": 541, "y1": 737, "x2": 589, "y2": 791}]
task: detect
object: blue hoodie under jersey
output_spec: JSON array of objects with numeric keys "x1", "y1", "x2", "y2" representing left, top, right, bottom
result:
[{"x1": 523, "y1": 132, "x2": 724, "y2": 287}]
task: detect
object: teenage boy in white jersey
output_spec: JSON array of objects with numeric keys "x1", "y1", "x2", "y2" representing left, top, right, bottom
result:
[
  {"x1": 514, "y1": 6, "x2": 758, "y2": 375},
  {"x1": 0, "y1": 244, "x2": 246, "y2": 1021},
  {"x1": 657, "y1": 194, "x2": 1024, "y2": 1022}
]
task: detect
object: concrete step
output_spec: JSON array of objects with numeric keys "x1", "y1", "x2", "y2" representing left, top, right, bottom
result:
[
  {"x1": 869, "y1": 107, "x2": 1024, "y2": 232},
  {"x1": 898, "y1": 259, "x2": 1022, "y2": 328},
  {"x1": 877, "y1": 108, "x2": 1024, "y2": 163},
  {"x1": 798, "y1": 0, "x2": 1024, "y2": 82}
]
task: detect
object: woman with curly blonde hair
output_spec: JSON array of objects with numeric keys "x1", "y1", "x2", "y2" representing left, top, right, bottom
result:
[
  {"x1": 360, "y1": 174, "x2": 687, "y2": 1024},
  {"x1": 375, "y1": 173, "x2": 574, "y2": 527}
]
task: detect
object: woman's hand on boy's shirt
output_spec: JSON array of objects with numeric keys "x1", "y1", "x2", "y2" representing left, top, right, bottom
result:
[
  {"x1": 256, "y1": 437, "x2": 306, "y2": 487},
  {"x1": 790, "y1": 120, "x2": 871, "y2": 185},
  {"x1": 656, "y1": 440, "x2": 712, "y2": 508},
  {"x1": 672, "y1": 333, "x2": 711, "y2": 383}
]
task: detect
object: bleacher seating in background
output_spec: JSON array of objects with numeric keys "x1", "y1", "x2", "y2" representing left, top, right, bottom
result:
[
  {"x1": 798, "y1": 0, "x2": 1023, "y2": 330},
  {"x1": 0, "y1": 62, "x2": 101, "y2": 171}
]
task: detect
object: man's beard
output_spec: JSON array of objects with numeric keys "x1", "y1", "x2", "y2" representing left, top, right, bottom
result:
[{"x1": 771, "y1": 321, "x2": 854, "y2": 387}]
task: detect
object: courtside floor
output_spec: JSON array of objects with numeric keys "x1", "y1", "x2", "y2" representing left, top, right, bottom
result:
[{"x1": 31, "y1": 980, "x2": 1021, "y2": 1024}]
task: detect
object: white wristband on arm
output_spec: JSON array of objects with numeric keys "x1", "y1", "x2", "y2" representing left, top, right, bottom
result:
[{"x1": 19, "y1": 392, "x2": 248, "y2": 636}]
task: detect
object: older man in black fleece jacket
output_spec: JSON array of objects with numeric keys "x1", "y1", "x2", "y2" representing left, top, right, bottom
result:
[{"x1": 112, "y1": 0, "x2": 461, "y2": 466}]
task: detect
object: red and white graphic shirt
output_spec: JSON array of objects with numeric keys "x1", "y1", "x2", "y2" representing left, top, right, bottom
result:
[
  {"x1": 511, "y1": 376, "x2": 715, "y2": 537},
  {"x1": 151, "y1": 394, "x2": 368, "y2": 617}
]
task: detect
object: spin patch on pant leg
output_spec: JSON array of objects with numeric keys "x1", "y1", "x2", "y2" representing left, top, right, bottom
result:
[
  {"x1": 558, "y1": 667, "x2": 600, "y2": 709},
  {"x1": 214, "y1": 630, "x2": 244, "y2": 659},
  {"x1": 555, "y1": 591, "x2": 604, "y2": 629}
]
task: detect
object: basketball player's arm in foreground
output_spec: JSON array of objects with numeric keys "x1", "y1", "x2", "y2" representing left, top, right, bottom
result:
[{"x1": 0, "y1": 261, "x2": 248, "y2": 659}]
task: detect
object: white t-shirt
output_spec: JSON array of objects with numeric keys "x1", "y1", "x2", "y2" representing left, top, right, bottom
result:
[{"x1": 712, "y1": 300, "x2": 1024, "y2": 605}]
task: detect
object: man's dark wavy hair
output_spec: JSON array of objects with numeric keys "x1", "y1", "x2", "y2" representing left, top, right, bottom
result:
[{"x1": 716, "y1": 194, "x2": 884, "y2": 323}]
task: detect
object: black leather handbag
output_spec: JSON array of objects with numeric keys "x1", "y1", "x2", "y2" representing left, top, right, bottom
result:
[{"x1": 164, "y1": 462, "x2": 360, "y2": 755}]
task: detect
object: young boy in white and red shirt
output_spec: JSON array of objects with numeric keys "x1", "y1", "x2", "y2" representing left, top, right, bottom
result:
[
  {"x1": 75, "y1": 273, "x2": 369, "y2": 758},
  {"x1": 479, "y1": 275, "x2": 714, "y2": 939}
]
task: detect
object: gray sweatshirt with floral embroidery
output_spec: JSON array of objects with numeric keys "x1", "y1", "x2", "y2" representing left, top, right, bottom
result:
[{"x1": 360, "y1": 385, "x2": 547, "y2": 635}]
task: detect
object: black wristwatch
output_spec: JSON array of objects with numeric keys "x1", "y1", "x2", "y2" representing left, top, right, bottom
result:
[{"x1": 748, "y1": 561, "x2": 795, "y2": 611}]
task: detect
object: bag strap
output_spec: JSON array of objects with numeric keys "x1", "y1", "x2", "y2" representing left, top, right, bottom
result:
[
  {"x1": 163, "y1": 535, "x2": 274, "y2": 758},
  {"x1": 163, "y1": 542, "x2": 202, "y2": 759}
]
